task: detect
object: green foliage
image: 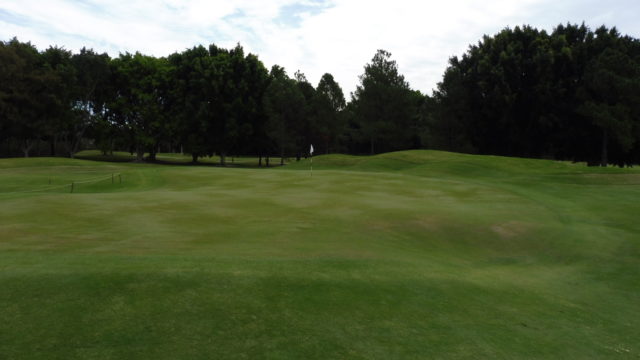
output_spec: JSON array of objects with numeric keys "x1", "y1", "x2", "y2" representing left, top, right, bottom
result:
[
  {"x1": 2, "y1": 24, "x2": 640, "y2": 165},
  {"x1": 66, "y1": 48, "x2": 111, "y2": 157},
  {"x1": 351, "y1": 50, "x2": 422, "y2": 154},
  {"x1": 166, "y1": 44, "x2": 270, "y2": 164},
  {"x1": 109, "y1": 53, "x2": 170, "y2": 161},
  {"x1": 264, "y1": 66, "x2": 305, "y2": 164},
  {"x1": 432, "y1": 24, "x2": 640, "y2": 166},
  {"x1": 315, "y1": 73, "x2": 347, "y2": 154},
  {"x1": 0, "y1": 38, "x2": 56, "y2": 156}
]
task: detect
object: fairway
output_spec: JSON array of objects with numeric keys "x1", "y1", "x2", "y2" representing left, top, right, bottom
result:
[{"x1": 1, "y1": 150, "x2": 639, "y2": 359}]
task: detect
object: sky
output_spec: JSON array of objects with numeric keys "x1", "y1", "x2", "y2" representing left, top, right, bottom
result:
[{"x1": 1, "y1": 0, "x2": 639, "y2": 96}]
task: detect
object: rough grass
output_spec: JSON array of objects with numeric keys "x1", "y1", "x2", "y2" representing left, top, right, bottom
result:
[{"x1": 1, "y1": 150, "x2": 639, "y2": 359}]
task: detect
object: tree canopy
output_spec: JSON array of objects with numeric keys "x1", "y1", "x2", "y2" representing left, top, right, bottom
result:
[
  {"x1": 2, "y1": 23, "x2": 640, "y2": 166},
  {"x1": 429, "y1": 24, "x2": 640, "y2": 166}
]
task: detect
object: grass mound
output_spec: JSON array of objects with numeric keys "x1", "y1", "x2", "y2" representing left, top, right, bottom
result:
[
  {"x1": 288, "y1": 149, "x2": 639, "y2": 177},
  {"x1": 1, "y1": 151, "x2": 639, "y2": 359}
]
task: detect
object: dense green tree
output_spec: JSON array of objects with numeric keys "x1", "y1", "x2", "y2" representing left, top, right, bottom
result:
[
  {"x1": 292, "y1": 71, "x2": 316, "y2": 160},
  {"x1": 65, "y1": 48, "x2": 112, "y2": 157},
  {"x1": 40, "y1": 46, "x2": 75, "y2": 156},
  {"x1": 241, "y1": 53, "x2": 270, "y2": 164},
  {"x1": 432, "y1": 24, "x2": 640, "y2": 166},
  {"x1": 211, "y1": 44, "x2": 269, "y2": 165},
  {"x1": 110, "y1": 53, "x2": 170, "y2": 161},
  {"x1": 2, "y1": 27, "x2": 640, "y2": 165},
  {"x1": 351, "y1": 50, "x2": 418, "y2": 154},
  {"x1": 576, "y1": 29, "x2": 640, "y2": 166},
  {"x1": 264, "y1": 66, "x2": 305, "y2": 165},
  {"x1": 168, "y1": 46, "x2": 212, "y2": 162},
  {"x1": 167, "y1": 44, "x2": 270, "y2": 164},
  {"x1": 0, "y1": 38, "x2": 53, "y2": 157},
  {"x1": 434, "y1": 26, "x2": 557, "y2": 157},
  {"x1": 314, "y1": 73, "x2": 346, "y2": 154}
]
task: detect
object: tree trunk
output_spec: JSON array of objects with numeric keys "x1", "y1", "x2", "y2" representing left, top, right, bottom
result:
[
  {"x1": 280, "y1": 147, "x2": 285, "y2": 165},
  {"x1": 22, "y1": 139, "x2": 34, "y2": 158},
  {"x1": 51, "y1": 135, "x2": 57, "y2": 156},
  {"x1": 69, "y1": 122, "x2": 88, "y2": 158},
  {"x1": 69, "y1": 137, "x2": 81, "y2": 158},
  {"x1": 266, "y1": 156, "x2": 270, "y2": 167},
  {"x1": 148, "y1": 143, "x2": 158, "y2": 161},
  {"x1": 258, "y1": 155, "x2": 262, "y2": 167},
  {"x1": 296, "y1": 153, "x2": 301, "y2": 161},
  {"x1": 220, "y1": 152, "x2": 226, "y2": 166},
  {"x1": 192, "y1": 153, "x2": 198, "y2": 163},
  {"x1": 601, "y1": 129, "x2": 608, "y2": 167},
  {"x1": 136, "y1": 147, "x2": 145, "y2": 162}
]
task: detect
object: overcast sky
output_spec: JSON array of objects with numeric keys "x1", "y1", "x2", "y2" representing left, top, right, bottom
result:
[{"x1": 1, "y1": 0, "x2": 639, "y2": 95}]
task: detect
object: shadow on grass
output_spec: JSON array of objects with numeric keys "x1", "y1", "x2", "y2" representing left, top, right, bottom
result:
[
  {"x1": 74, "y1": 154, "x2": 137, "y2": 163},
  {"x1": 74, "y1": 152, "x2": 289, "y2": 169}
]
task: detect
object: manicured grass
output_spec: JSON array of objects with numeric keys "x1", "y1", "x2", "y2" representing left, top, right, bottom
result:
[{"x1": 1, "y1": 150, "x2": 639, "y2": 359}]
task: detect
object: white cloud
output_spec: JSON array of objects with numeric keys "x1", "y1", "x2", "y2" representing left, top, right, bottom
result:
[{"x1": 1, "y1": 0, "x2": 639, "y2": 95}]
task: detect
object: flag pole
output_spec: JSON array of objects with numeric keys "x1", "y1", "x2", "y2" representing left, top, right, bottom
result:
[{"x1": 310, "y1": 144, "x2": 314, "y2": 177}]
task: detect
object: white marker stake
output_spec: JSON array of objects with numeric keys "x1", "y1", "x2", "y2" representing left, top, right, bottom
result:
[{"x1": 310, "y1": 144, "x2": 314, "y2": 177}]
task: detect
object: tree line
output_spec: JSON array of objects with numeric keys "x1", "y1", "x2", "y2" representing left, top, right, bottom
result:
[{"x1": 1, "y1": 23, "x2": 639, "y2": 166}]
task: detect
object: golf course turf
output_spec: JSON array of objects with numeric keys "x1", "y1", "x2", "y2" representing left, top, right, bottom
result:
[{"x1": 1, "y1": 150, "x2": 639, "y2": 359}]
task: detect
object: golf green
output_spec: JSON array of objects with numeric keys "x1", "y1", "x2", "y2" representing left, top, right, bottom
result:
[{"x1": 1, "y1": 150, "x2": 639, "y2": 359}]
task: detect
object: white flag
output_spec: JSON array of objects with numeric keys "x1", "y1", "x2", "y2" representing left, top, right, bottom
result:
[{"x1": 310, "y1": 144, "x2": 314, "y2": 155}]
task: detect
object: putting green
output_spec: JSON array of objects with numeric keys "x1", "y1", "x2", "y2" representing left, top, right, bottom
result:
[{"x1": 1, "y1": 151, "x2": 639, "y2": 359}]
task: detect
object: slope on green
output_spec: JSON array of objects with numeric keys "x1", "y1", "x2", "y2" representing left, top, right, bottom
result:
[{"x1": 1, "y1": 151, "x2": 639, "y2": 359}]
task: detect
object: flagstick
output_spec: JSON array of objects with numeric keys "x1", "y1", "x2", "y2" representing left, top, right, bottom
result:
[{"x1": 310, "y1": 144, "x2": 314, "y2": 177}]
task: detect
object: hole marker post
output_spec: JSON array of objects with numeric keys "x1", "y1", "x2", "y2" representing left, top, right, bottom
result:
[{"x1": 309, "y1": 144, "x2": 314, "y2": 177}]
